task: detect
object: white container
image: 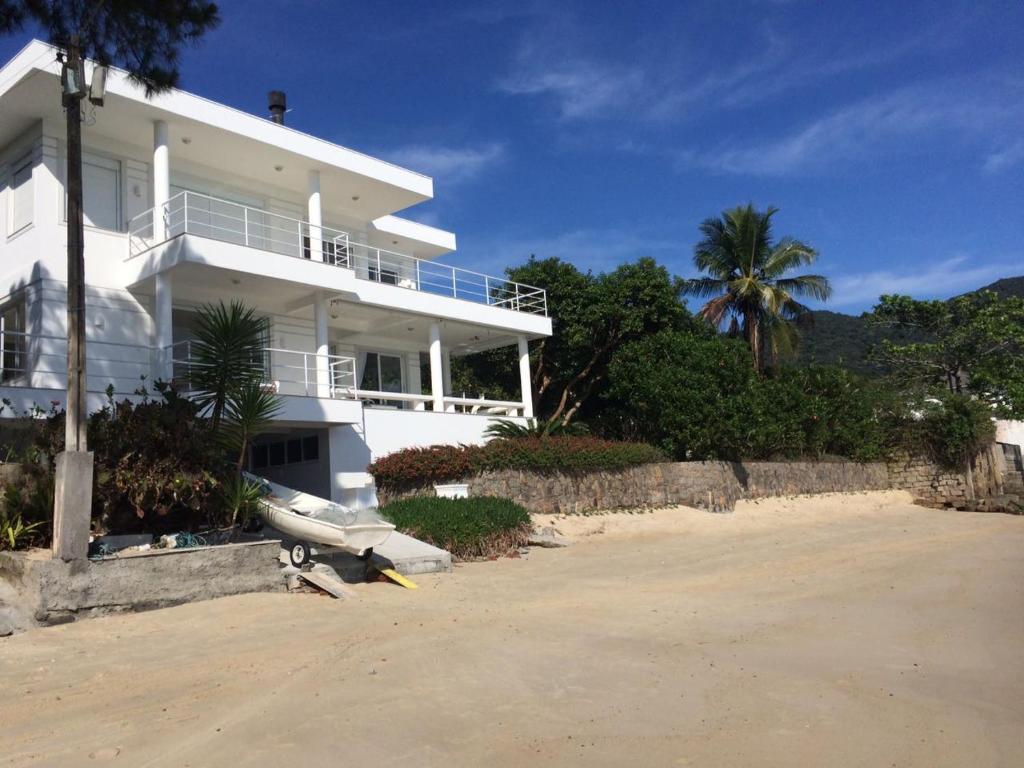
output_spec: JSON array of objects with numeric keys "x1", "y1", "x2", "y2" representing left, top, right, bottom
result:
[{"x1": 434, "y1": 483, "x2": 469, "y2": 499}]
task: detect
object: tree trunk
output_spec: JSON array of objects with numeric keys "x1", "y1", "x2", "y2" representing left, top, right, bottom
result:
[
  {"x1": 745, "y1": 311, "x2": 762, "y2": 375},
  {"x1": 64, "y1": 41, "x2": 88, "y2": 452}
]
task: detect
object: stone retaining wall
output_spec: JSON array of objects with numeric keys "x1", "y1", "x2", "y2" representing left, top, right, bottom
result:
[
  {"x1": 0, "y1": 540, "x2": 285, "y2": 625},
  {"x1": 381, "y1": 460, "x2": 892, "y2": 514},
  {"x1": 886, "y1": 447, "x2": 1005, "y2": 508}
]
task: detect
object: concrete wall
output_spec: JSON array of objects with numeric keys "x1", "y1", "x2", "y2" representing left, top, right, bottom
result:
[
  {"x1": 380, "y1": 460, "x2": 892, "y2": 513},
  {"x1": 0, "y1": 541, "x2": 284, "y2": 625},
  {"x1": 995, "y1": 420, "x2": 1024, "y2": 451}
]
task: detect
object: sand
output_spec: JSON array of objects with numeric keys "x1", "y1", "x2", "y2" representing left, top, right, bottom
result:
[{"x1": 1, "y1": 490, "x2": 1022, "y2": 767}]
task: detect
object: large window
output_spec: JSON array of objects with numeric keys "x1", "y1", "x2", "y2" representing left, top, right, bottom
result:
[
  {"x1": 360, "y1": 352, "x2": 404, "y2": 407},
  {"x1": 82, "y1": 152, "x2": 121, "y2": 230},
  {"x1": 0, "y1": 299, "x2": 26, "y2": 383},
  {"x1": 250, "y1": 434, "x2": 320, "y2": 470},
  {"x1": 8, "y1": 156, "x2": 32, "y2": 235}
]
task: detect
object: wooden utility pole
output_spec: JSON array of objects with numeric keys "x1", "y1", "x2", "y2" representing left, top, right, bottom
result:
[
  {"x1": 52, "y1": 37, "x2": 94, "y2": 561},
  {"x1": 64, "y1": 38, "x2": 88, "y2": 453}
]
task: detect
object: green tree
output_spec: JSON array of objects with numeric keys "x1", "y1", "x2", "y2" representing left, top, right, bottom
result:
[
  {"x1": 607, "y1": 330, "x2": 758, "y2": 460},
  {"x1": 608, "y1": 330, "x2": 893, "y2": 461},
  {"x1": 869, "y1": 291, "x2": 1024, "y2": 417},
  {"x1": 508, "y1": 256, "x2": 689, "y2": 426},
  {"x1": 683, "y1": 204, "x2": 831, "y2": 373}
]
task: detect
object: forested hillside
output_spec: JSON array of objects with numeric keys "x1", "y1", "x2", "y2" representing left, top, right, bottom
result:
[{"x1": 795, "y1": 276, "x2": 1023, "y2": 372}]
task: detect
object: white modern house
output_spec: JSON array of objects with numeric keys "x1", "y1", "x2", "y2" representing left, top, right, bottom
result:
[{"x1": 0, "y1": 41, "x2": 550, "y2": 504}]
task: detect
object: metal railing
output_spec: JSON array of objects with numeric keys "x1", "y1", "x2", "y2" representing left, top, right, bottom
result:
[
  {"x1": 0, "y1": 333, "x2": 528, "y2": 417},
  {"x1": 167, "y1": 340, "x2": 357, "y2": 400},
  {"x1": 128, "y1": 191, "x2": 548, "y2": 316}
]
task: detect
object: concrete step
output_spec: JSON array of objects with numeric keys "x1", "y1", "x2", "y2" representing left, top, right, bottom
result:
[{"x1": 277, "y1": 531, "x2": 452, "y2": 582}]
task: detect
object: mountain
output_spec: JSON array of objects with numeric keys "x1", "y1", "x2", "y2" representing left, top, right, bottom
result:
[{"x1": 794, "y1": 275, "x2": 1024, "y2": 373}]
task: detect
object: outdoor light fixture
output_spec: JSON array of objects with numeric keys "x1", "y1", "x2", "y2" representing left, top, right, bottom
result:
[
  {"x1": 88, "y1": 65, "x2": 107, "y2": 106},
  {"x1": 59, "y1": 54, "x2": 86, "y2": 105}
]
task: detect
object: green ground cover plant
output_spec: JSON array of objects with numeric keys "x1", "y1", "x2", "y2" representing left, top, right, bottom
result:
[{"x1": 380, "y1": 496, "x2": 532, "y2": 560}]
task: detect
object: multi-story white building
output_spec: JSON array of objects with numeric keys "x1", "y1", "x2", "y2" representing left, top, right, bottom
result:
[{"x1": 0, "y1": 41, "x2": 550, "y2": 505}]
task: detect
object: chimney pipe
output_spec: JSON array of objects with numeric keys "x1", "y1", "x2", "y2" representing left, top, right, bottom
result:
[{"x1": 268, "y1": 90, "x2": 287, "y2": 124}]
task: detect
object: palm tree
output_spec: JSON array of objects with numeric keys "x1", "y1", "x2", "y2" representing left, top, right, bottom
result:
[{"x1": 683, "y1": 205, "x2": 831, "y2": 373}]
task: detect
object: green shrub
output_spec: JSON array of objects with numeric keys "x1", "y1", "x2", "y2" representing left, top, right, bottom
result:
[
  {"x1": 380, "y1": 496, "x2": 531, "y2": 560},
  {"x1": 891, "y1": 393, "x2": 995, "y2": 469},
  {"x1": 369, "y1": 436, "x2": 666, "y2": 493}
]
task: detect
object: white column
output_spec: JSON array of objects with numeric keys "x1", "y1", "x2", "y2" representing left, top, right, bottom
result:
[
  {"x1": 429, "y1": 322, "x2": 444, "y2": 413},
  {"x1": 307, "y1": 170, "x2": 323, "y2": 262},
  {"x1": 153, "y1": 120, "x2": 169, "y2": 241},
  {"x1": 314, "y1": 290, "x2": 330, "y2": 398},
  {"x1": 518, "y1": 335, "x2": 533, "y2": 419},
  {"x1": 442, "y1": 348, "x2": 452, "y2": 411},
  {"x1": 155, "y1": 272, "x2": 173, "y2": 382}
]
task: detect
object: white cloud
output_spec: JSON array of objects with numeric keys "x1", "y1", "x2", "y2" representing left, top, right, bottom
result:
[
  {"x1": 496, "y1": 51, "x2": 644, "y2": 120},
  {"x1": 828, "y1": 255, "x2": 1016, "y2": 309},
  {"x1": 983, "y1": 140, "x2": 1024, "y2": 174},
  {"x1": 461, "y1": 228, "x2": 685, "y2": 276},
  {"x1": 379, "y1": 142, "x2": 506, "y2": 186},
  {"x1": 675, "y1": 83, "x2": 1017, "y2": 176}
]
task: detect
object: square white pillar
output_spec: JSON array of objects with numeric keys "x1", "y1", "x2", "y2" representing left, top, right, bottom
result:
[
  {"x1": 518, "y1": 335, "x2": 534, "y2": 419},
  {"x1": 307, "y1": 170, "x2": 323, "y2": 262},
  {"x1": 429, "y1": 321, "x2": 444, "y2": 412},
  {"x1": 153, "y1": 120, "x2": 169, "y2": 241},
  {"x1": 155, "y1": 272, "x2": 173, "y2": 383},
  {"x1": 314, "y1": 291, "x2": 330, "y2": 397}
]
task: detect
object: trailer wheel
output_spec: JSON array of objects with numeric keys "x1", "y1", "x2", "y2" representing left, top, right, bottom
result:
[{"x1": 288, "y1": 541, "x2": 311, "y2": 568}]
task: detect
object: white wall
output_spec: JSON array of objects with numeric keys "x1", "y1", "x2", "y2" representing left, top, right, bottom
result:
[
  {"x1": 995, "y1": 420, "x2": 1024, "y2": 451},
  {"x1": 327, "y1": 408, "x2": 526, "y2": 499}
]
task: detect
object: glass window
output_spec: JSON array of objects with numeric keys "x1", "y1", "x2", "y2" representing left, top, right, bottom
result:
[
  {"x1": 286, "y1": 438, "x2": 302, "y2": 464},
  {"x1": 0, "y1": 299, "x2": 25, "y2": 383},
  {"x1": 379, "y1": 354, "x2": 403, "y2": 393},
  {"x1": 268, "y1": 442, "x2": 286, "y2": 467},
  {"x1": 251, "y1": 444, "x2": 269, "y2": 469},
  {"x1": 302, "y1": 435, "x2": 319, "y2": 462},
  {"x1": 361, "y1": 352, "x2": 381, "y2": 391},
  {"x1": 9, "y1": 157, "x2": 32, "y2": 234},
  {"x1": 81, "y1": 152, "x2": 121, "y2": 230},
  {"x1": 360, "y1": 352, "x2": 404, "y2": 407}
]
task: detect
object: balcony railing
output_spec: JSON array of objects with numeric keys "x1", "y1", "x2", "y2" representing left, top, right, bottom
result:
[
  {"x1": 167, "y1": 340, "x2": 357, "y2": 400},
  {"x1": 0, "y1": 333, "x2": 526, "y2": 416},
  {"x1": 128, "y1": 191, "x2": 548, "y2": 316}
]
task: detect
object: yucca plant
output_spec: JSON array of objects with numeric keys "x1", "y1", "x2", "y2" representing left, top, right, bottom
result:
[
  {"x1": 219, "y1": 379, "x2": 280, "y2": 528},
  {"x1": 484, "y1": 418, "x2": 589, "y2": 440},
  {"x1": 189, "y1": 301, "x2": 270, "y2": 431}
]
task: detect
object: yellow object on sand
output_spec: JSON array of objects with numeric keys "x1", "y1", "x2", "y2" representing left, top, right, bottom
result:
[{"x1": 379, "y1": 568, "x2": 418, "y2": 589}]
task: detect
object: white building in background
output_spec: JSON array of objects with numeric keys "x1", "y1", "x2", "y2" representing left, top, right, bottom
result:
[{"x1": 0, "y1": 41, "x2": 550, "y2": 504}]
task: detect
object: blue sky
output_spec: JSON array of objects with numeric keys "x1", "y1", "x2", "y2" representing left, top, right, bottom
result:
[{"x1": 3, "y1": 0, "x2": 1023, "y2": 313}]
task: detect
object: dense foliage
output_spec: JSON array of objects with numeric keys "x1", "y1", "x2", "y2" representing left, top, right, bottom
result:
[
  {"x1": 369, "y1": 437, "x2": 666, "y2": 493},
  {"x1": 869, "y1": 291, "x2": 1024, "y2": 417},
  {"x1": 380, "y1": 496, "x2": 532, "y2": 560},
  {"x1": 11, "y1": 387, "x2": 226, "y2": 537},
  {"x1": 607, "y1": 330, "x2": 892, "y2": 461}
]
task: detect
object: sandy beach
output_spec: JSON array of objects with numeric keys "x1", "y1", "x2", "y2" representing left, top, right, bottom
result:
[{"x1": 1, "y1": 490, "x2": 1021, "y2": 767}]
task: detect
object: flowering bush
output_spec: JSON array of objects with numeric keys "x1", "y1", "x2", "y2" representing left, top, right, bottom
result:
[{"x1": 368, "y1": 436, "x2": 666, "y2": 493}]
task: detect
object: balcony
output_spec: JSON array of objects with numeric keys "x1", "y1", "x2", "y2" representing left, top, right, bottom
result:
[
  {"x1": 128, "y1": 191, "x2": 547, "y2": 316},
  {"x1": 0, "y1": 332, "x2": 524, "y2": 418}
]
